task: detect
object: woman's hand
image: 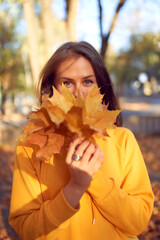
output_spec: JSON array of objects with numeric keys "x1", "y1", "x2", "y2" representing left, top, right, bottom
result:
[{"x1": 63, "y1": 137, "x2": 104, "y2": 208}]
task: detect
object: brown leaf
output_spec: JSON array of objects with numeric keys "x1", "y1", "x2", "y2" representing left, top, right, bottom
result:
[
  {"x1": 36, "y1": 133, "x2": 64, "y2": 161},
  {"x1": 24, "y1": 108, "x2": 52, "y2": 135},
  {"x1": 26, "y1": 129, "x2": 48, "y2": 148}
]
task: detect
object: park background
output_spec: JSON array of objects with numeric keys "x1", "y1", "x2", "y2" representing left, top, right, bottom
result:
[{"x1": 0, "y1": 0, "x2": 160, "y2": 239}]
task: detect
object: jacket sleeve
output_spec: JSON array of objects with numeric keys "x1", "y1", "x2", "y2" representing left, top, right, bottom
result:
[
  {"x1": 87, "y1": 129, "x2": 154, "y2": 236},
  {"x1": 9, "y1": 145, "x2": 78, "y2": 240}
]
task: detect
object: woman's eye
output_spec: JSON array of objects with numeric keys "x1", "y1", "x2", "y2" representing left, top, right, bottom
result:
[
  {"x1": 84, "y1": 80, "x2": 94, "y2": 85},
  {"x1": 63, "y1": 81, "x2": 71, "y2": 86}
]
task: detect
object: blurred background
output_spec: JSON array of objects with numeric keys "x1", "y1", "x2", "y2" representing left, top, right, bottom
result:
[{"x1": 0, "y1": 0, "x2": 160, "y2": 239}]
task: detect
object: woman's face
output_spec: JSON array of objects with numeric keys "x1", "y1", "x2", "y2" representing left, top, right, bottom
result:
[{"x1": 54, "y1": 57, "x2": 98, "y2": 98}]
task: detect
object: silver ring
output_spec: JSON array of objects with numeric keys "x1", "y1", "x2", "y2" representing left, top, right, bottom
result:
[{"x1": 72, "y1": 154, "x2": 82, "y2": 161}]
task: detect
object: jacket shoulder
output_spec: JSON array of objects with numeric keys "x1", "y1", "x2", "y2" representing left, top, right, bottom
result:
[{"x1": 109, "y1": 127, "x2": 137, "y2": 147}]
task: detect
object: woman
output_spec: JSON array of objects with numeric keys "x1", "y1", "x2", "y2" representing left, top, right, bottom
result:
[{"x1": 9, "y1": 41, "x2": 154, "y2": 240}]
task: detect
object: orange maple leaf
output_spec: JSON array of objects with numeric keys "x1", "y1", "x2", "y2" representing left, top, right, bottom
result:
[{"x1": 23, "y1": 108, "x2": 52, "y2": 135}]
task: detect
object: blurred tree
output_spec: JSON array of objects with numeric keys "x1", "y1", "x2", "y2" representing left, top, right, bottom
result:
[
  {"x1": 22, "y1": 0, "x2": 78, "y2": 83},
  {"x1": 41, "y1": 0, "x2": 67, "y2": 60},
  {"x1": 0, "y1": 0, "x2": 79, "y2": 113},
  {"x1": 0, "y1": 11, "x2": 24, "y2": 114},
  {"x1": 65, "y1": 0, "x2": 79, "y2": 41},
  {"x1": 41, "y1": 0, "x2": 56, "y2": 59},
  {"x1": 98, "y1": 0, "x2": 127, "y2": 59},
  {"x1": 106, "y1": 32, "x2": 160, "y2": 92},
  {"x1": 22, "y1": 0, "x2": 40, "y2": 85}
]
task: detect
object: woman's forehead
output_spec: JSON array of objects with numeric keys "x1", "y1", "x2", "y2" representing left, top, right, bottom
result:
[{"x1": 56, "y1": 57, "x2": 95, "y2": 77}]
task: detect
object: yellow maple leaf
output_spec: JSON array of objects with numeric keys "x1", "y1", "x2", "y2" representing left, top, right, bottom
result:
[
  {"x1": 44, "y1": 100, "x2": 65, "y2": 126},
  {"x1": 45, "y1": 85, "x2": 120, "y2": 139},
  {"x1": 61, "y1": 84, "x2": 84, "y2": 107},
  {"x1": 48, "y1": 86, "x2": 73, "y2": 113},
  {"x1": 82, "y1": 87, "x2": 121, "y2": 136}
]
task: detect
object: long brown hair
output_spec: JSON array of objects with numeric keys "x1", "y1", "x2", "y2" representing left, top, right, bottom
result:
[{"x1": 36, "y1": 41, "x2": 122, "y2": 126}]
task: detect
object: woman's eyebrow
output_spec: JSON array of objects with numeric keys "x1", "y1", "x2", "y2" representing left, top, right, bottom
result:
[
  {"x1": 58, "y1": 75, "x2": 96, "y2": 81},
  {"x1": 83, "y1": 75, "x2": 96, "y2": 79},
  {"x1": 58, "y1": 77, "x2": 73, "y2": 81}
]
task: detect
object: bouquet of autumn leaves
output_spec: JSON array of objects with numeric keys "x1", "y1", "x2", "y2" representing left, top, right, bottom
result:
[{"x1": 19, "y1": 86, "x2": 121, "y2": 161}]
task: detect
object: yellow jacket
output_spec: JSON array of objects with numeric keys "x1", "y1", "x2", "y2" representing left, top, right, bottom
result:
[{"x1": 9, "y1": 127, "x2": 154, "y2": 240}]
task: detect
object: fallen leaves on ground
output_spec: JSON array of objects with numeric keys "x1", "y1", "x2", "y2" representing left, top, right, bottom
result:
[
  {"x1": 138, "y1": 182, "x2": 160, "y2": 240},
  {"x1": 137, "y1": 134, "x2": 160, "y2": 240},
  {"x1": 136, "y1": 134, "x2": 160, "y2": 173}
]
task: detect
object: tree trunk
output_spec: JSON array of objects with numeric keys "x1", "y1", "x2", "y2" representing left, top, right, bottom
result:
[
  {"x1": 99, "y1": 0, "x2": 127, "y2": 59},
  {"x1": 41, "y1": 0, "x2": 56, "y2": 60},
  {"x1": 1, "y1": 85, "x2": 6, "y2": 115},
  {"x1": 1, "y1": 70, "x2": 13, "y2": 114},
  {"x1": 23, "y1": 0, "x2": 41, "y2": 85},
  {"x1": 101, "y1": 35, "x2": 110, "y2": 59},
  {"x1": 66, "y1": 0, "x2": 79, "y2": 41}
]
